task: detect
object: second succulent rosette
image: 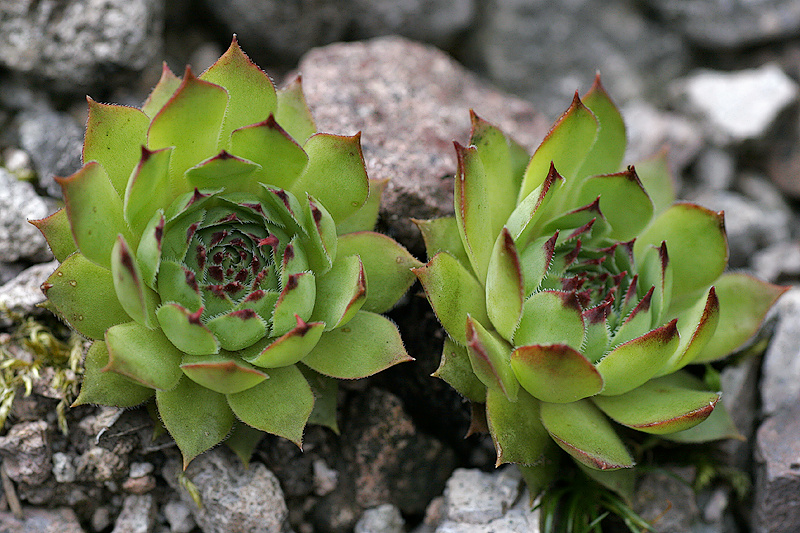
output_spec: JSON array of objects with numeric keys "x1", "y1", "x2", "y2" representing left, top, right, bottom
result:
[
  {"x1": 413, "y1": 76, "x2": 786, "y2": 495},
  {"x1": 33, "y1": 39, "x2": 420, "y2": 466}
]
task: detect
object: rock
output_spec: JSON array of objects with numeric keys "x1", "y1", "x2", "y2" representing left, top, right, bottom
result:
[
  {"x1": 111, "y1": 494, "x2": 156, "y2": 533},
  {"x1": 0, "y1": 169, "x2": 51, "y2": 261},
  {"x1": 462, "y1": 0, "x2": 689, "y2": 119},
  {"x1": 760, "y1": 288, "x2": 800, "y2": 418},
  {"x1": 171, "y1": 448, "x2": 288, "y2": 533},
  {"x1": 674, "y1": 64, "x2": 799, "y2": 145},
  {"x1": 0, "y1": 420, "x2": 51, "y2": 486},
  {"x1": 754, "y1": 402, "x2": 800, "y2": 533},
  {"x1": 74, "y1": 446, "x2": 130, "y2": 484},
  {"x1": 17, "y1": 108, "x2": 84, "y2": 197},
  {"x1": 753, "y1": 241, "x2": 800, "y2": 284},
  {"x1": 299, "y1": 36, "x2": 549, "y2": 254},
  {"x1": 355, "y1": 504, "x2": 405, "y2": 533},
  {"x1": 633, "y1": 466, "x2": 700, "y2": 532},
  {"x1": 312, "y1": 458, "x2": 339, "y2": 497},
  {"x1": 0, "y1": 261, "x2": 58, "y2": 327},
  {"x1": 693, "y1": 147, "x2": 736, "y2": 191},
  {"x1": 52, "y1": 452, "x2": 77, "y2": 483},
  {"x1": 0, "y1": 0, "x2": 163, "y2": 93},
  {"x1": 0, "y1": 507, "x2": 85, "y2": 533},
  {"x1": 718, "y1": 356, "x2": 761, "y2": 468},
  {"x1": 162, "y1": 500, "x2": 196, "y2": 533},
  {"x1": 642, "y1": 0, "x2": 800, "y2": 49}
]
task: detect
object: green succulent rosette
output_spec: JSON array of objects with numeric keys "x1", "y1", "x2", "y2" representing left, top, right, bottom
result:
[
  {"x1": 32, "y1": 39, "x2": 420, "y2": 466},
  {"x1": 413, "y1": 76, "x2": 787, "y2": 496}
]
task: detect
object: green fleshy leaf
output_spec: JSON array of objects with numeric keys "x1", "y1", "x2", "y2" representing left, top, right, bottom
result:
[
  {"x1": 228, "y1": 116, "x2": 309, "y2": 191},
  {"x1": 43, "y1": 253, "x2": 130, "y2": 340},
  {"x1": 243, "y1": 317, "x2": 325, "y2": 368},
  {"x1": 336, "y1": 231, "x2": 421, "y2": 313},
  {"x1": 57, "y1": 162, "x2": 133, "y2": 268},
  {"x1": 83, "y1": 98, "x2": 149, "y2": 196},
  {"x1": 519, "y1": 234, "x2": 558, "y2": 297},
  {"x1": 156, "y1": 303, "x2": 221, "y2": 356},
  {"x1": 486, "y1": 228, "x2": 524, "y2": 341},
  {"x1": 276, "y1": 75, "x2": 317, "y2": 144},
  {"x1": 593, "y1": 377, "x2": 719, "y2": 435},
  {"x1": 73, "y1": 341, "x2": 154, "y2": 408},
  {"x1": 433, "y1": 337, "x2": 486, "y2": 403},
  {"x1": 147, "y1": 68, "x2": 229, "y2": 196},
  {"x1": 413, "y1": 252, "x2": 489, "y2": 346},
  {"x1": 157, "y1": 260, "x2": 203, "y2": 313},
  {"x1": 271, "y1": 272, "x2": 316, "y2": 337},
  {"x1": 519, "y1": 452, "x2": 561, "y2": 499},
  {"x1": 137, "y1": 210, "x2": 164, "y2": 290},
  {"x1": 290, "y1": 133, "x2": 369, "y2": 223},
  {"x1": 577, "y1": 75, "x2": 627, "y2": 178},
  {"x1": 336, "y1": 177, "x2": 388, "y2": 234},
  {"x1": 227, "y1": 364, "x2": 313, "y2": 447},
  {"x1": 300, "y1": 194, "x2": 337, "y2": 274},
  {"x1": 486, "y1": 387, "x2": 551, "y2": 466},
  {"x1": 693, "y1": 273, "x2": 788, "y2": 362},
  {"x1": 414, "y1": 216, "x2": 470, "y2": 266},
  {"x1": 29, "y1": 208, "x2": 77, "y2": 262},
  {"x1": 157, "y1": 376, "x2": 235, "y2": 467},
  {"x1": 506, "y1": 164, "x2": 563, "y2": 246},
  {"x1": 310, "y1": 254, "x2": 366, "y2": 329},
  {"x1": 596, "y1": 319, "x2": 680, "y2": 396},
  {"x1": 518, "y1": 94, "x2": 598, "y2": 203},
  {"x1": 454, "y1": 142, "x2": 494, "y2": 285},
  {"x1": 574, "y1": 168, "x2": 653, "y2": 241},
  {"x1": 661, "y1": 399, "x2": 742, "y2": 443},
  {"x1": 610, "y1": 287, "x2": 654, "y2": 348},
  {"x1": 634, "y1": 203, "x2": 728, "y2": 303},
  {"x1": 637, "y1": 242, "x2": 672, "y2": 327},
  {"x1": 205, "y1": 310, "x2": 268, "y2": 351},
  {"x1": 465, "y1": 316, "x2": 519, "y2": 401},
  {"x1": 581, "y1": 303, "x2": 612, "y2": 363},
  {"x1": 577, "y1": 463, "x2": 635, "y2": 503},
  {"x1": 180, "y1": 352, "x2": 268, "y2": 394},
  {"x1": 540, "y1": 399, "x2": 634, "y2": 470},
  {"x1": 111, "y1": 235, "x2": 159, "y2": 329},
  {"x1": 105, "y1": 321, "x2": 184, "y2": 390},
  {"x1": 298, "y1": 364, "x2": 340, "y2": 433},
  {"x1": 124, "y1": 147, "x2": 174, "y2": 237},
  {"x1": 199, "y1": 36, "x2": 277, "y2": 144},
  {"x1": 633, "y1": 148, "x2": 676, "y2": 218},
  {"x1": 511, "y1": 344, "x2": 603, "y2": 404},
  {"x1": 141, "y1": 64, "x2": 181, "y2": 119},
  {"x1": 658, "y1": 287, "x2": 719, "y2": 375},
  {"x1": 302, "y1": 310, "x2": 412, "y2": 379},
  {"x1": 514, "y1": 290, "x2": 585, "y2": 349},
  {"x1": 225, "y1": 422, "x2": 265, "y2": 467},
  {"x1": 185, "y1": 151, "x2": 261, "y2": 193}
]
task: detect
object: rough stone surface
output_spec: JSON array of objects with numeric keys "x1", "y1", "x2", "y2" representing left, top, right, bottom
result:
[
  {"x1": 162, "y1": 500, "x2": 196, "y2": 533},
  {"x1": 633, "y1": 467, "x2": 700, "y2": 532},
  {"x1": 355, "y1": 504, "x2": 405, "y2": 533},
  {"x1": 0, "y1": 420, "x2": 51, "y2": 486},
  {"x1": 0, "y1": 169, "x2": 51, "y2": 261},
  {"x1": 755, "y1": 402, "x2": 800, "y2": 533},
  {"x1": 463, "y1": 0, "x2": 689, "y2": 119},
  {"x1": 675, "y1": 64, "x2": 799, "y2": 144},
  {"x1": 693, "y1": 147, "x2": 736, "y2": 191},
  {"x1": 17, "y1": 108, "x2": 84, "y2": 197},
  {"x1": 441, "y1": 468, "x2": 521, "y2": 524},
  {"x1": 760, "y1": 288, "x2": 800, "y2": 417},
  {"x1": 299, "y1": 36, "x2": 549, "y2": 254},
  {"x1": 111, "y1": 494, "x2": 156, "y2": 533},
  {"x1": 0, "y1": 261, "x2": 57, "y2": 326},
  {"x1": 171, "y1": 448, "x2": 288, "y2": 533},
  {"x1": 719, "y1": 356, "x2": 761, "y2": 468},
  {"x1": 643, "y1": 0, "x2": 800, "y2": 49},
  {"x1": 0, "y1": 0, "x2": 163, "y2": 92},
  {"x1": 0, "y1": 507, "x2": 85, "y2": 533},
  {"x1": 753, "y1": 241, "x2": 800, "y2": 284}
]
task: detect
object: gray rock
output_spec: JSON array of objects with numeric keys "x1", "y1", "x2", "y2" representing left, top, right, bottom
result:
[
  {"x1": 52, "y1": 452, "x2": 77, "y2": 483},
  {"x1": 754, "y1": 402, "x2": 800, "y2": 533},
  {"x1": 693, "y1": 148, "x2": 736, "y2": 191},
  {"x1": 111, "y1": 494, "x2": 156, "y2": 533},
  {"x1": 463, "y1": 0, "x2": 689, "y2": 119},
  {"x1": 172, "y1": 448, "x2": 288, "y2": 533},
  {"x1": 355, "y1": 504, "x2": 405, "y2": 533},
  {"x1": 633, "y1": 466, "x2": 700, "y2": 533},
  {"x1": 753, "y1": 241, "x2": 800, "y2": 284},
  {"x1": 0, "y1": 420, "x2": 51, "y2": 486},
  {"x1": 0, "y1": 261, "x2": 58, "y2": 326},
  {"x1": 0, "y1": 0, "x2": 163, "y2": 93},
  {"x1": 0, "y1": 507, "x2": 85, "y2": 533},
  {"x1": 0, "y1": 169, "x2": 51, "y2": 261},
  {"x1": 674, "y1": 65, "x2": 799, "y2": 145},
  {"x1": 642, "y1": 0, "x2": 800, "y2": 49},
  {"x1": 162, "y1": 500, "x2": 196, "y2": 533},
  {"x1": 18, "y1": 108, "x2": 84, "y2": 197},
  {"x1": 719, "y1": 356, "x2": 761, "y2": 469},
  {"x1": 760, "y1": 288, "x2": 800, "y2": 418},
  {"x1": 299, "y1": 36, "x2": 549, "y2": 253}
]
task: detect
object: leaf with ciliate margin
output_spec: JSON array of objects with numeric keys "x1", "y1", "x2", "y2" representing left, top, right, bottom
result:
[
  {"x1": 336, "y1": 232, "x2": 421, "y2": 314},
  {"x1": 514, "y1": 290, "x2": 585, "y2": 349},
  {"x1": 157, "y1": 376, "x2": 235, "y2": 468},
  {"x1": 511, "y1": 344, "x2": 603, "y2": 404},
  {"x1": 413, "y1": 252, "x2": 489, "y2": 346},
  {"x1": 336, "y1": 177, "x2": 388, "y2": 235},
  {"x1": 111, "y1": 235, "x2": 159, "y2": 329},
  {"x1": 156, "y1": 303, "x2": 220, "y2": 356},
  {"x1": 271, "y1": 272, "x2": 316, "y2": 337},
  {"x1": 242, "y1": 317, "x2": 325, "y2": 368},
  {"x1": 141, "y1": 64, "x2": 181, "y2": 119},
  {"x1": 465, "y1": 316, "x2": 519, "y2": 401},
  {"x1": 43, "y1": 253, "x2": 130, "y2": 340},
  {"x1": 433, "y1": 337, "x2": 486, "y2": 403},
  {"x1": 486, "y1": 387, "x2": 552, "y2": 466},
  {"x1": 136, "y1": 210, "x2": 164, "y2": 291},
  {"x1": 577, "y1": 463, "x2": 635, "y2": 503},
  {"x1": 576, "y1": 75, "x2": 627, "y2": 179},
  {"x1": 225, "y1": 422, "x2": 265, "y2": 467},
  {"x1": 539, "y1": 399, "x2": 635, "y2": 470},
  {"x1": 185, "y1": 151, "x2": 261, "y2": 194},
  {"x1": 310, "y1": 254, "x2": 366, "y2": 330},
  {"x1": 73, "y1": 341, "x2": 154, "y2": 408},
  {"x1": 105, "y1": 321, "x2": 184, "y2": 390},
  {"x1": 180, "y1": 352, "x2": 268, "y2": 395},
  {"x1": 206, "y1": 311, "x2": 268, "y2": 351},
  {"x1": 30, "y1": 208, "x2": 77, "y2": 263},
  {"x1": 227, "y1": 364, "x2": 314, "y2": 447},
  {"x1": 276, "y1": 75, "x2": 317, "y2": 145},
  {"x1": 657, "y1": 287, "x2": 719, "y2": 375},
  {"x1": 302, "y1": 310, "x2": 413, "y2": 379},
  {"x1": 414, "y1": 216, "x2": 470, "y2": 267},
  {"x1": 299, "y1": 364, "x2": 340, "y2": 434},
  {"x1": 124, "y1": 147, "x2": 174, "y2": 237},
  {"x1": 486, "y1": 228, "x2": 524, "y2": 341},
  {"x1": 454, "y1": 142, "x2": 494, "y2": 285},
  {"x1": 633, "y1": 148, "x2": 676, "y2": 218}
]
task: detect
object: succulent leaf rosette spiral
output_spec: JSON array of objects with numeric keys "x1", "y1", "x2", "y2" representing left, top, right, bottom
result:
[
  {"x1": 413, "y1": 76, "x2": 787, "y2": 495},
  {"x1": 32, "y1": 39, "x2": 420, "y2": 466}
]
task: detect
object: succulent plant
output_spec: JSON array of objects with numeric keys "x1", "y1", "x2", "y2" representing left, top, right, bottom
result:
[
  {"x1": 32, "y1": 38, "x2": 420, "y2": 466},
  {"x1": 414, "y1": 76, "x2": 786, "y2": 498}
]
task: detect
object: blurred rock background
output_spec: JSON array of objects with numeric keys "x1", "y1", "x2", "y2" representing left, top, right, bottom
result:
[{"x1": 1, "y1": 1, "x2": 800, "y2": 532}]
